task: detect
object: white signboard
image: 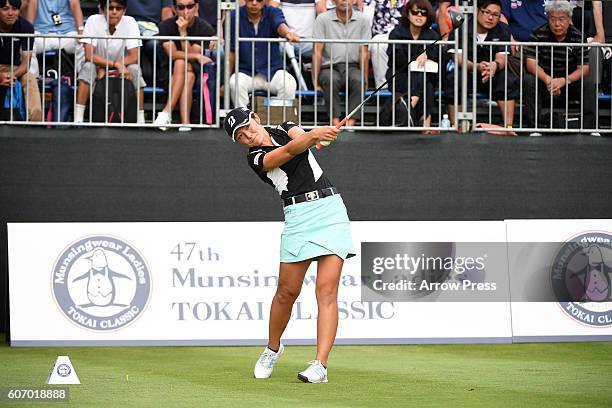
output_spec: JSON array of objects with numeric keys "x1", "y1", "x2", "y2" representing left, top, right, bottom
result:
[{"x1": 8, "y1": 221, "x2": 511, "y2": 346}]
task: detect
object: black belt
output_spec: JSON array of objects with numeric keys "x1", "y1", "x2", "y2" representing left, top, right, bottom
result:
[{"x1": 283, "y1": 187, "x2": 338, "y2": 207}]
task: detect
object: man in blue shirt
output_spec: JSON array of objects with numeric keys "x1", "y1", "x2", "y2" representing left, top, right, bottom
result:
[{"x1": 228, "y1": 0, "x2": 300, "y2": 108}]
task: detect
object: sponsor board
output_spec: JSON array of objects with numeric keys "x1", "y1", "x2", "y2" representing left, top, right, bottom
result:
[
  {"x1": 8, "y1": 221, "x2": 511, "y2": 345},
  {"x1": 507, "y1": 220, "x2": 612, "y2": 340}
]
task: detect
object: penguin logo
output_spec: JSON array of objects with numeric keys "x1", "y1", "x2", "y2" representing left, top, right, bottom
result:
[
  {"x1": 52, "y1": 236, "x2": 151, "y2": 331},
  {"x1": 552, "y1": 232, "x2": 612, "y2": 327},
  {"x1": 71, "y1": 249, "x2": 132, "y2": 308}
]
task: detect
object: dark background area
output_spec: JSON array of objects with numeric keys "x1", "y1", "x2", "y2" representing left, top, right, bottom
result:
[{"x1": 2, "y1": 127, "x2": 612, "y2": 342}]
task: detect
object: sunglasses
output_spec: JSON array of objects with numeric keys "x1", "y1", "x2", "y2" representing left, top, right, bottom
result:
[
  {"x1": 409, "y1": 8, "x2": 428, "y2": 17},
  {"x1": 107, "y1": 5, "x2": 125, "y2": 11},
  {"x1": 247, "y1": 0, "x2": 265, "y2": 3},
  {"x1": 176, "y1": 3, "x2": 196, "y2": 10}
]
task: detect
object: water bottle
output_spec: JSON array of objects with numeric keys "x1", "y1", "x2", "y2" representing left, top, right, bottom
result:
[{"x1": 441, "y1": 114, "x2": 451, "y2": 130}]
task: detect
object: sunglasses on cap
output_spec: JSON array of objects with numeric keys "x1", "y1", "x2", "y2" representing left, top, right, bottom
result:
[
  {"x1": 176, "y1": 3, "x2": 196, "y2": 10},
  {"x1": 409, "y1": 8, "x2": 428, "y2": 17}
]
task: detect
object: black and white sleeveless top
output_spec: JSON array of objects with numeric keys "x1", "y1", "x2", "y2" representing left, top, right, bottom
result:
[{"x1": 247, "y1": 122, "x2": 334, "y2": 199}]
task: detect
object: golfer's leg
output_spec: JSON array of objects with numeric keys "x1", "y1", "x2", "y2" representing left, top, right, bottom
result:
[
  {"x1": 268, "y1": 260, "x2": 310, "y2": 350},
  {"x1": 315, "y1": 254, "x2": 343, "y2": 366}
]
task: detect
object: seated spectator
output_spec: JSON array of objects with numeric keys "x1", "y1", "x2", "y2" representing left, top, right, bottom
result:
[
  {"x1": 269, "y1": 0, "x2": 316, "y2": 92},
  {"x1": 125, "y1": 0, "x2": 173, "y2": 82},
  {"x1": 153, "y1": 0, "x2": 215, "y2": 130},
  {"x1": 269, "y1": 0, "x2": 316, "y2": 61},
  {"x1": 386, "y1": 0, "x2": 438, "y2": 127},
  {"x1": 523, "y1": 0, "x2": 596, "y2": 133},
  {"x1": 316, "y1": 0, "x2": 363, "y2": 14},
  {"x1": 228, "y1": 0, "x2": 299, "y2": 108},
  {"x1": 366, "y1": 0, "x2": 406, "y2": 89},
  {"x1": 25, "y1": 0, "x2": 84, "y2": 78},
  {"x1": 500, "y1": 1, "x2": 603, "y2": 76},
  {"x1": 0, "y1": 0, "x2": 41, "y2": 121},
  {"x1": 75, "y1": 0, "x2": 146, "y2": 123},
  {"x1": 312, "y1": 0, "x2": 370, "y2": 126},
  {"x1": 445, "y1": 0, "x2": 518, "y2": 128}
]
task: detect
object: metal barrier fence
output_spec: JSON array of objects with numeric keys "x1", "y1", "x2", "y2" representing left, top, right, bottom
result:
[
  {"x1": 0, "y1": 1, "x2": 610, "y2": 135},
  {"x1": 0, "y1": 32, "x2": 221, "y2": 129}
]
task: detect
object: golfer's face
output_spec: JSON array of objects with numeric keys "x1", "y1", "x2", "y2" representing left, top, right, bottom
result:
[{"x1": 234, "y1": 117, "x2": 267, "y2": 147}]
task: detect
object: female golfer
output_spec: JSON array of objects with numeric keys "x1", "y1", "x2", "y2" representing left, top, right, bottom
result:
[{"x1": 223, "y1": 107, "x2": 355, "y2": 383}]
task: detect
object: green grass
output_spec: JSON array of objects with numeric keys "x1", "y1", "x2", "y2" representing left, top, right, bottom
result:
[{"x1": 1, "y1": 341, "x2": 611, "y2": 407}]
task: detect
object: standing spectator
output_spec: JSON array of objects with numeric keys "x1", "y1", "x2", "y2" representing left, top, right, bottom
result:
[
  {"x1": 0, "y1": 0, "x2": 41, "y2": 121},
  {"x1": 25, "y1": 0, "x2": 84, "y2": 78},
  {"x1": 366, "y1": 0, "x2": 406, "y2": 89},
  {"x1": 523, "y1": 0, "x2": 596, "y2": 133},
  {"x1": 386, "y1": 0, "x2": 438, "y2": 127},
  {"x1": 228, "y1": 0, "x2": 299, "y2": 108},
  {"x1": 125, "y1": 0, "x2": 173, "y2": 83},
  {"x1": 75, "y1": 0, "x2": 146, "y2": 124},
  {"x1": 153, "y1": 0, "x2": 215, "y2": 130},
  {"x1": 313, "y1": 0, "x2": 371, "y2": 126},
  {"x1": 444, "y1": 0, "x2": 517, "y2": 127}
]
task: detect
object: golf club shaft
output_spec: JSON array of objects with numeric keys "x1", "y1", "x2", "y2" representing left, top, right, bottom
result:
[{"x1": 316, "y1": 31, "x2": 451, "y2": 149}]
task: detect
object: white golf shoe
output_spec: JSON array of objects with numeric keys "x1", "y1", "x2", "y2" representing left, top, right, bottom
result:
[
  {"x1": 253, "y1": 344, "x2": 284, "y2": 379},
  {"x1": 297, "y1": 360, "x2": 328, "y2": 383}
]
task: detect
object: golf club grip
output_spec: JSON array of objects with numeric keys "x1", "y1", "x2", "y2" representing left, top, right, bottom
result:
[{"x1": 315, "y1": 119, "x2": 345, "y2": 150}]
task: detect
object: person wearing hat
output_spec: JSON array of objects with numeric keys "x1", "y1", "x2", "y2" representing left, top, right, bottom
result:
[{"x1": 224, "y1": 107, "x2": 355, "y2": 384}]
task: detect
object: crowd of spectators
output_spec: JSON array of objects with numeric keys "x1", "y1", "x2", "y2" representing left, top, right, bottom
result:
[{"x1": 0, "y1": 0, "x2": 609, "y2": 133}]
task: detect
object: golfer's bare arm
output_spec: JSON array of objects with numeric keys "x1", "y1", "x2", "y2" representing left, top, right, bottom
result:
[{"x1": 262, "y1": 127, "x2": 337, "y2": 170}]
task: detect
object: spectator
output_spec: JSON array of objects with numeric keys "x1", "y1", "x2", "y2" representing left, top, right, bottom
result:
[
  {"x1": 316, "y1": 0, "x2": 363, "y2": 14},
  {"x1": 386, "y1": 0, "x2": 438, "y2": 127},
  {"x1": 0, "y1": 0, "x2": 41, "y2": 121},
  {"x1": 269, "y1": 0, "x2": 316, "y2": 61},
  {"x1": 228, "y1": 0, "x2": 299, "y2": 108},
  {"x1": 154, "y1": 0, "x2": 215, "y2": 130},
  {"x1": 366, "y1": 0, "x2": 406, "y2": 89},
  {"x1": 523, "y1": 0, "x2": 596, "y2": 133},
  {"x1": 25, "y1": 0, "x2": 84, "y2": 78},
  {"x1": 125, "y1": 0, "x2": 173, "y2": 83},
  {"x1": 500, "y1": 1, "x2": 603, "y2": 76},
  {"x1": 445, "y1": 0, "x2": 517, "y2": 127},
  {"x1": 75, "y1": 0, "x2": 146, "y2": 123},
  {"x1": 313, "y1": 0, "x2": 370, "y2": 126}
]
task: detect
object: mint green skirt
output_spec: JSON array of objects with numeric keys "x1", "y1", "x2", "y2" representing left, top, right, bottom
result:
[{"x1": 280, "y1": 194, "x2": 355, "y2": 263}]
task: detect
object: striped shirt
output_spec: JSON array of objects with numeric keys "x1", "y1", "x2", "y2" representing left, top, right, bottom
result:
[{"x1": 525, "y1": 23, "x2": 588, "y2": 78}]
